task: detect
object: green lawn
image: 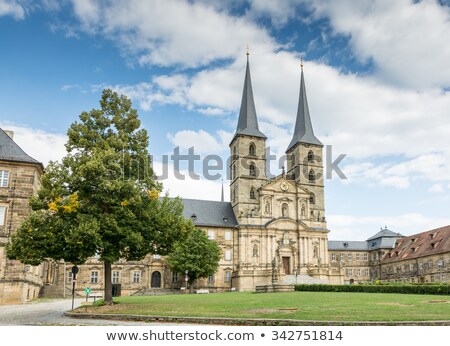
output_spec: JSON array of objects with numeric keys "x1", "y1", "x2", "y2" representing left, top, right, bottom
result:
[{"x1": 75, "y1": 291, "x2": 450, "y2": 322}]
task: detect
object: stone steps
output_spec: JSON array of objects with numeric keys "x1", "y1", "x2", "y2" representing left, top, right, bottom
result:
[{"x1": 281, "y1": 275, "x2": 328, "y2": 285}]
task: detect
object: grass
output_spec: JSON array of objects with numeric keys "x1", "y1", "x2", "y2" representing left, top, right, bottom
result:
[{"x1": 74, "y1": 291, "x2": 450, "y2": 322}]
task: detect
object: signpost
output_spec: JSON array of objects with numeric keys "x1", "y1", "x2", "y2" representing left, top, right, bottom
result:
[
  {"x1": 71, "y1": 265, "x2": 79, "y2": 310},
  {"x1": 84, "y1": 287, "x2": 91, "y2": 302}
]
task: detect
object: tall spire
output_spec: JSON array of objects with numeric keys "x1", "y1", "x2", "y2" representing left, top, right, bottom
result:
[
  {"x1": 221, "y1": 179, "x2": 224, "y2": 202},
  {"x1": 232, "y1": 51, "x2": 266, "y2": 142},
  {"x1": 286, "y1": 63, "x2": 322, "y2": 152}
]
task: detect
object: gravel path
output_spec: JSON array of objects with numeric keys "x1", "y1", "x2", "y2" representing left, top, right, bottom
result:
[{"x1": 0, "y1": 298, "x2": 168, "y2": 326}]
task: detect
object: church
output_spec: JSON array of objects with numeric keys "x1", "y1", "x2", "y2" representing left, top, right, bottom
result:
[{"x1": 1, "y1": 55, "x2": 450, "y2": 303}]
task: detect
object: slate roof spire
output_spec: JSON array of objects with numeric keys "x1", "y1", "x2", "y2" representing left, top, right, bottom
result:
[
  {"x1": 286, "y1": 62, "x2": 322, "y2": 152},
  {"x1": 232, "y1": 51, "x2": 266, "y2": 142}
]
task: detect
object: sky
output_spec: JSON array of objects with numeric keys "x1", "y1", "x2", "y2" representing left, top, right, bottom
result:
[{"x1": 1, "y1": 0, "x2": 450, "y2": 241}]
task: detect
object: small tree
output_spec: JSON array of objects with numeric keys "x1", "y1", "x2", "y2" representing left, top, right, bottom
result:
[
  {"x1": 167, "y1": 228, "x2": 221, "y2": 290},
  {"x1": 6, "y1": 89, "x2": 190, "y2": 304}
]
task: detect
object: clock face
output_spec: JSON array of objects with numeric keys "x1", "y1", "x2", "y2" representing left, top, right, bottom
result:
[{"x1": 280, "y1": 182, "x2": 288, "y2": 191}]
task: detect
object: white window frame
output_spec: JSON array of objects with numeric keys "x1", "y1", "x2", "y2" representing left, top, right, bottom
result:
[
  {"x1": 363, "y1": 253, "x2": 368, "y2": 261},
  {"x1": 225, "y1": 231, "x2": 231, "y2": 241},
  {"x1": 67, "y1": 272, "x2": 73, "y2": 284},
  {"x1": 112, "y1": 271, "x2": 120, "y2": 284},
  {"x1": 90, "y1": 271, "x2": 99, "y2": 284},
  {"x1": 225, "y1": 250, "x2": 232, "y2": 261},
  {"x1": 207, "y1": 230, "x2": 215, "y2": 240},
  {"x1": 339, "y1": 254, "x2": 344, "y2": 261},
  {"x1": 0, "y1": 206, "x2": 6, "y2": 226},
  {"x1": 347, "y1": 254, "x2": 352, "y2": 261},
  {"x1": 133, "y1": 271, "x2": 141, "y2": 283},
  {"x1": 365, "y1": 268, "x2": 370, "y2": 277},
  {"x1": 347, "y1": 268, "x2": 353, "y2": 277},
  {"x1": 331, "y1": 253, "x2": 336, "y2": 261},
  {"x1": 355, "y1": 253, "x2": 360, "y2": 261},
  {"x1": 356, "y1": 268, "x2": 361, "y2": 277},
  {"x1": 0, "y1": 170, "x2": 9, "y2": 187}
]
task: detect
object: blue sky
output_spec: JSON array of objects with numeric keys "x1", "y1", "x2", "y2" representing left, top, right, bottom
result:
[{"x1": 1, "y1": 0, "x2": 450, "y2": 240}]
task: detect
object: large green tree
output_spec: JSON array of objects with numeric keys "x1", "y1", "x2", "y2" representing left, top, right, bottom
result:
[
  {"x1": 6, "y1": 89, "x2": 190, "y2": 304},
  {"x1": 167, "y1": 228, "x2": 221, "y2": 290}
]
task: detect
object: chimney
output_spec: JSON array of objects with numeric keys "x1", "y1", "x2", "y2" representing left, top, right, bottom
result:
[{"x1": 4, "y1": 130, "x2": 14, "y2": 140}]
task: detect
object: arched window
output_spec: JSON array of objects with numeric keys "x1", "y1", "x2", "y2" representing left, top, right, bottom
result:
[
  {"x1": 309, "y1": 193, "x2": 315, "y2": 204},
  {"x1": 232, "y1": 165, "x2": 236, "y2": 180},
  {"x1": 291, "y1": 152, "x2": 296, "y2": 165},
  {"x1": 250, "y1": 187, "x2": 256, "y2": 199},
  {"x1": 281, "y1": 203, "x2": 289, "y2": 217},
  {"x1": 249, "y1": 143, "x2": 256, "y2": 156},
  {"x1": 308, "y1": 169, "x2": 315, "y2": 183},
  {"x1": 249, "y1": 162, "x2": 256, "y2": 177},
  {"x1": 307, "y1": 150, "x2": 314, "y2": 162},
  {"x1": 233, "y1": 146, "x2": 237, "y2": 159}
]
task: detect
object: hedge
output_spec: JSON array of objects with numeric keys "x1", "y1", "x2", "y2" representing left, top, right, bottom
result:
[{"x1": 294, "y1": 284, "x2": 450, "y2": 295}]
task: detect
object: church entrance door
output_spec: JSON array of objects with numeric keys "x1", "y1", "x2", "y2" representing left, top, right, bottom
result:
[
  {"x1": 151, "y1": 271, "x2": 161, "y2": 288},
  {"x1": 282, "y1": 257, "x2": 290, "y2": 274}
]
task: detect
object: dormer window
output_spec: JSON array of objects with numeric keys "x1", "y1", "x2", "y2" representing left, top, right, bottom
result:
[
  {"x1": 307, "y1": 150, "x2": 314, "y2": 162},
  {"x1": 191, "y1": 214, "x2": 197, "y2": 221},
  {"x1": 249, "y1": 143, "x2": 256, "y2": 156}
]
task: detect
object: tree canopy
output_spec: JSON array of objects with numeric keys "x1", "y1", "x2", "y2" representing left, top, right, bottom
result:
[
  {"x1": 7, "y1": 89, "x2": 191, "y2": 304},
  {"x1": 167, "y1": 228, "x2": 221, "y2": 288}
]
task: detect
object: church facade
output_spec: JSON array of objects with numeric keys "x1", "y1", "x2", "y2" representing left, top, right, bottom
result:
[{"x1": 1, "y1": 56, "x2": 450, "y2": 304}]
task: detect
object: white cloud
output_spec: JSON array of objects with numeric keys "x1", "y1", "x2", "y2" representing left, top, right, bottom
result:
[
  {"x1": 428, "y1": 183, "x2": 444, "y2": 193},
  {"x1": 0, "y1": 123, "x2": 67, "y2": 165},
  {"x1": 328, "y1": 213, "x2": 450, "y2": 241},
  {"x1": 153, "y1": 160, "x2": 228, "y2": 202},
  {"x1": 68, "y1": 0, "x2": 277, "y2": 68},
  {"x1": 304, "y1": 0, "x2": 450, "y2": 89},
  {"x1": 167, "y1": 129, "x2": 232, "y2": 154},
  {"x1": 0, "y1": 0, "x2": 25, "y2": 19}
]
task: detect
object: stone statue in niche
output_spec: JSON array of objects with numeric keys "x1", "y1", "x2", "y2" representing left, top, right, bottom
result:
[{"x1": 253, "y1": 244, "x2": 258, "y2": 257}]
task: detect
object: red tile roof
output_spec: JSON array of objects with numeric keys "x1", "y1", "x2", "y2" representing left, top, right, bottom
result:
[{"x1": 381, "y1": 225, "x2": 450, "y2": 263}]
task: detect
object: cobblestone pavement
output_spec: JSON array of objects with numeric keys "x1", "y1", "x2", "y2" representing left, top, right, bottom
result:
[{"x1": 0, "y1": 298, "x2": 169, "y2": 326}]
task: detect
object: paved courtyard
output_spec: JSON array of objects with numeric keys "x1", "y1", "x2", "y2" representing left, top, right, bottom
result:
[{"x1": 0, "y1": 298, "x2": 166, "y2": 326}]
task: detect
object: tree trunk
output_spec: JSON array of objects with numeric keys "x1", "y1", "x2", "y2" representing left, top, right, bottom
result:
[{"x1": 104, "y1": 261, "x2": 113, "y2": 305}]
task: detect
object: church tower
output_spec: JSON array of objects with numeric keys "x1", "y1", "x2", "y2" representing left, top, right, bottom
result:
[
  {"x1": 230, "y1": 52, "x2": 267, "y2": 219},
  {"x1": 286, "y1": 64, "x2": 326, "y2": 223}
]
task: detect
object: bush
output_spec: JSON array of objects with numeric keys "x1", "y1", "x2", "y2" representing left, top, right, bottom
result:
[{"x1": 294, "y1": 284, "x2": 450, "y2": 295}]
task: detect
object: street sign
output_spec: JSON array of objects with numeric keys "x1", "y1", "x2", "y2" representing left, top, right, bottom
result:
[{"x1": 84, "y1": 287, "x2": 91, "y2": 295}]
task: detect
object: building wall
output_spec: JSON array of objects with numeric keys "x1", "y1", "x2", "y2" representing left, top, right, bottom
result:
[{"x1": 0, "y1": 161, "x2": 50, "y2": 305}]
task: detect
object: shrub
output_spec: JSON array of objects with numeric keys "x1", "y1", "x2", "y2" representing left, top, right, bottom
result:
[{"x1": 294, "y1": 284, "x2": 450, "y2": 295}]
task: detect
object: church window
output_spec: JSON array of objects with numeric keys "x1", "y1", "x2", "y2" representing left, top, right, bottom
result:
[
  {"x1": 309, "y1": 194, "x2": 315, "y2": 204},
  {"x1": 281, "y1": 203, "x2": 289, "y2": 217},
  {"x1": 0, "y1": 206, "x2": 6, "y2": 226},
  {"x1": 308, "y1": 169, "x2": 315, "y2": 183},
  {"x1": 307, "y1": 150, "x2": 314, "y2": 162},
  {"x1": 133, "y1": 271, "x2": 141, "y2": 283},
  {"x1": 0, "y1": 170, "x2": 9, "y2": 187},
  {"x1": 249, "y1": 163, "x2": 256, "y2": 177},
  {"x1": 253, "y1": 244, "x2": 258, "y2": 257},
  {"x1": 90, "y1": 271, "x2": 99, "y2": 284},
  {"x1": 250, "y1": 187, "x2": 256, "y2": 199},
  {"x1": 249, "y1": 143, "x2": 256, "y2": 156},
  {"x1": 112, "y1": 271, "x2": 120, "y2": 284}
]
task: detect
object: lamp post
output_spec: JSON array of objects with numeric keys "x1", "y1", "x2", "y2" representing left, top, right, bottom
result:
[{"x1": 185, "y1": 270, "x2": 188, "y2": 293}]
